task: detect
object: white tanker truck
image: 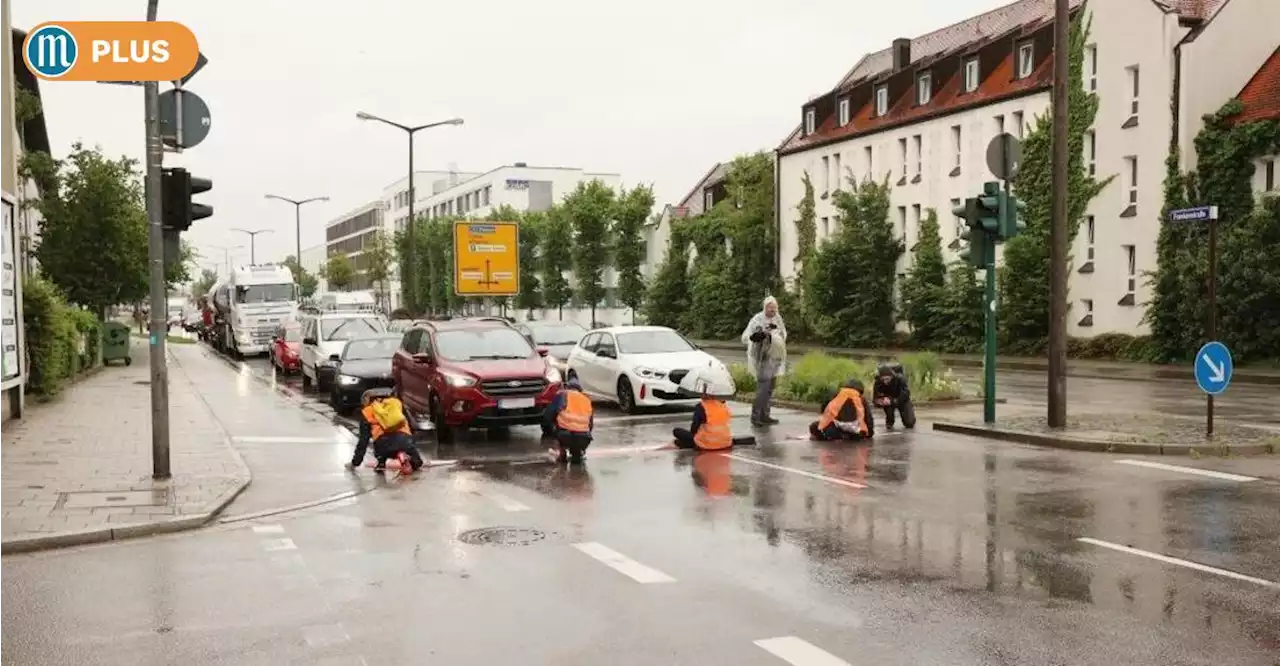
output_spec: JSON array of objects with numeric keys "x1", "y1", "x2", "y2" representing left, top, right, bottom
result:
[{"x1": 208, "y1": 264, "x2": 298, "y2": 358}]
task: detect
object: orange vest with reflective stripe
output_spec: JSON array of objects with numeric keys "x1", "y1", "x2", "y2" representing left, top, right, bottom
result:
[
  {"x1": 362, "y1": 399, "x2": 412, "y2": 441},
  {"x1": 556, "y1": 390, "x2": 593, "y2": 433},
  {"x1": 817, "y1": 388, "x2": 867, "y2": 435},
  {"x1": 694, "y1": 398, "x2": 733, "y2": 450}
]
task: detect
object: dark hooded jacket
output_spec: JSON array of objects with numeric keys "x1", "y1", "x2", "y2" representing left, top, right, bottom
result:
[{"x1": 873, "y1": 365, "x2": 910, "y2": 403}]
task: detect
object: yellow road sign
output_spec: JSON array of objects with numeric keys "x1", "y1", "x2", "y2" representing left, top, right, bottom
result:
[{"x1": 453, "y1": 220, "x2": 519, "y2": 296}]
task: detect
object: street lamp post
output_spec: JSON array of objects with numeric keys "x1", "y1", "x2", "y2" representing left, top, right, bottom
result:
[
  {"x1": 230, "y1": 228, "x2": 273, "y2": 264},
  {"x1": 355, "y1": 111, "x2": 463, "y2": 313},
  {"x1": 264, "y1": 194, "x2": 329, "y2": 268},
  {"x1": 207, "y1": 244, "x2": 244, "y2": 275}
]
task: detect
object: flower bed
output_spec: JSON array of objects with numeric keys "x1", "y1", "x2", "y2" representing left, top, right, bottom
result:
[{"x1": 730, "y1": 351, "x2": 965, "y2": 408}]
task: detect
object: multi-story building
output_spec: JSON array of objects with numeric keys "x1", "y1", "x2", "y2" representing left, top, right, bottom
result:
[
  {"x1": 641, "y1": 162, "x2": 730, "y2": 279},
  {"x1": 418, "y1": 163, "x2": 622, "y2": 221},
  {"x1": 776, "y1": 0, "x2": 1278, "y2": 337},
  {"x1": 320, "y1": 200, "x2": 387, "y2": 299}
]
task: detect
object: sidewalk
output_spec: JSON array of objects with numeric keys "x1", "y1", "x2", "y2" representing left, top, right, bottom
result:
[
  {"x1": 2, "y1": 341, "x2": 250, "y2": 554},
  {"x1": 693, "y1": 339, "x2": 1280, "y2": 386}
]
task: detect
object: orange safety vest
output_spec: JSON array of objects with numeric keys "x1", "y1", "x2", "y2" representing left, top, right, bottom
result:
[
  {"x1": 817, "y1": 387, "x2": 867, "y2": 436},
  {"x1": 694, "y1": 398, "x2": 733, "y2": 450},
  {"x1": 556, "y1": 390, "x2": 593, "y2": 433},
  {"x1": 362, "y1": 398, "x2": 412, "y2": 441}
]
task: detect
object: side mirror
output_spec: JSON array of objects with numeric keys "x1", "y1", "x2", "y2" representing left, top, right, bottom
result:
[
  {"x1": 329, "y1": 353, "x2": 341, "y2": 362},
  {"x1": 535, "y1": 346, "x2": 550, "y2": 357},
  {"x1": 303, "y1": 337, "x2": 318, "y2": 346},
  {"x1": 411, "y1": 353, "x2": 433, "y2": 364},
  {"x1": 598, "y1": 347, "x2": 615, "y2": 359}
]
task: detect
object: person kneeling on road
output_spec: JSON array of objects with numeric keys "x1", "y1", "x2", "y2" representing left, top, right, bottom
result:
[
  {"x1": 542, "y1": 376, "x2": 594, "y2": 464},
  {"x1": 349, "y1": 388, "x2": 425, "y2": 474},
  {"x1": 809, "y1": 379, "x2": 875, "y2": 441},
  {"x1": 672, "y1": 363, "x2": 737, "y2": 451},
  {"x1": 873, "y1": 363, "x2": 916, "y2": 429}
]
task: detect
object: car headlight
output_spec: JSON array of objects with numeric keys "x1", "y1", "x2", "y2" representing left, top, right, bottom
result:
[
  {"x1": 441, "y1": 370, "x2": 476, "y2": 388},
  {"x1": 634, "y1": 366, "x2": 667, "y2": 380},
  {"x1": 545, "y1": 365, "x2": 562, "y2": 383},
  {"x1": 338, "y1": 374, "x2": 360, "y2": 386}
]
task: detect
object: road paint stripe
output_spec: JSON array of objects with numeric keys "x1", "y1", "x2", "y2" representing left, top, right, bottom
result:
[
  {"x1": 726, "y1": 454, "x2": 867, "y2": 489},
  {"x1": 1077, "y1": 537, "x2": 1280, "y2": 589},
  {"x1": 233, "y1": 436, "x2": 347, "y2": 444},
  {"x1": 754, "y1": 636, "x2": 852, "y2": 666},
  {"x1": 261, "y1": 538, "x2": 297, "y2": 552},
  {"x1": 251, "y1": 524, "x2": 285, "y2": 534},
  {"x1": 1114, "y1": 459, "x2": 1258, "y2": 482},
  {"x1": 487, "y1": 492, "x2": 530, "y2": 512},
  {"x1": 572, "y1": 542, "x2": 676, "y2": 584}
]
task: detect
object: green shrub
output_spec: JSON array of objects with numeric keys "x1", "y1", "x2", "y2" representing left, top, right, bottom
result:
[
  {"x1": 742, "y1": 351, "x2": 966, "y2": 406},
  {"x1": 21, "y1": 276, "x2": 102, "y2": 396},
  {"x1": 728, "y1": 362, "x2": 756, "y2": 395}
]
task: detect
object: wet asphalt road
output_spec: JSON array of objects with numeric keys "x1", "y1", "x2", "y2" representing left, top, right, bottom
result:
[{"x1": 4, "y1": 347, "x2": 1280, "y2": 665}]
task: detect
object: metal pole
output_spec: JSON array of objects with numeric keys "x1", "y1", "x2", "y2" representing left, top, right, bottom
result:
[
  {"x1": 144, "y1": 0, "x2": 170, "y2": 479},
  {"x1": 984, "y1": 237, "x2": 997, "y2": 424},
  {"x1": 1047, "y1": 0, "x2": 1070, "y2": 429},
  {"x1": 294, "y1": 203, "x2": 301, "y2": 268},
  {"x1": 1207, "y1": 217, "x2": 1217, "y2": 437},
  {"x1": 406, "y1": 130, "x2": 416, "y2": 314}
]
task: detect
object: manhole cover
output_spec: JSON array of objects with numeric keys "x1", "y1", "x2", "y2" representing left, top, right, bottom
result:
[{"x1": 456, "y1": 527, "x2": 547, "y2": 546}]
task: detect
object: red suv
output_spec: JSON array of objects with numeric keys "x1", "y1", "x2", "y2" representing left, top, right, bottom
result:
[{"x1": 392, "y1": 319, "x2": 562, "y2": 440}]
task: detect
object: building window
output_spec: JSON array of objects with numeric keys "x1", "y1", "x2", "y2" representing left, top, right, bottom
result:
[
  {"x1": 1086, "y1": 45, "x2": 1097, "y2": 91},
  {"x1": 821, "y1": 156, "x2": 832, "y2": 194},
  {"x1": 838, "y1": 99, "x2": 851, "y2": 127},
  {"x1": 704, "y1": 190, "x2": 714, "y2": 210},
  {"x1": 875, "y1": 85, "x2": 889, "y2": 116},
  {"x1": 821, "y1": 216, "x2": 830, "y2": 240},
  {"x1": 898, "y1": 138, "x2": 908, "y2": 180},
  {"x1": 1012, "y1": 111, "x2": 1024, "y2": 139},
  {"x1": 1017, "y1": 42, "x2": 1034, "y2": 79},
  {"x1": 1127, "y1": 156, "x2": 1139, "y2": 204},
  {"x1": 1128, "y1": 65, "x2": 1140, "y2": 120},
  {"x1": 917, "y1": 72, "x2": 932, "y2": 105},
  {"x1": 864, "y1": 146, "x2": 874, "y2": 177},
  {"x1": 898, "y1": 206, "x2": 908, "y2": 240},
  {"x1": 951, "y1": 198, "x2": 964, "y2": 239},
  {"x1": 833, "y1": 154, "x2": 843, "y2": 190},
  {"x1": 482, "y1": 186, "x2": 491, "y2": 206},
  {"x1": 804, "y1": 108, "x2": 816, "y2": 135},
  {"x1": 951, "y1": 125, "x2": 962, "y2": 166},
  {"x1": 994, "y1": 114, "x2": 1005, "y2": 136},
  {"x1": 1079, "y1": 299, "x2": 1094, "y2": 327},
  {"x1": 1085, "y1": 216, "x2": 1095, "y2": 261},
  {"x1": 912, "y1": 134, "x2": 922, "y2": 178},
  {"x1": 1266, "y1": 159, "x2": 1276, "y2": 191},
  {"x1": 1086, "y1": 131, "x2": 1096, "y2": 176},
  {"x1": 964, "y1": 57, "x2": 980, "y2": 92},
  {"x1": 911, "y1": 204, "x2": 922, "y2": 244},
  {"x1": 1124, "y1": 245, "x2": 1136, "y2": 295}
]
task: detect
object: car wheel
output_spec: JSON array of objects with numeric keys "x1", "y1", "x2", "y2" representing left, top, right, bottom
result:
[
  {"x1": 616, "y1": 376, "x2": 638, "y2": 414},
  {"x1": 302, "y1": 372, "x2": 313, "y2": 392},
  {"x1": 430, "y1": 394, "x2": 455, "y2": 444}
]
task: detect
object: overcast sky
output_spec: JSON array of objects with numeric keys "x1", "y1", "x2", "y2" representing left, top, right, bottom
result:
[{"x1": 15, "y1": 0, "x2": 1005, "y2": 270}]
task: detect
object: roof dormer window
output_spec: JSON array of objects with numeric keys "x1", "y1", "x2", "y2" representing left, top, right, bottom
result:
[
  {"x1": 875, "y1": 85, "x2": 889, "y2": 116},
  {"x1": 964, "y1": 57, "x2": 980, "y2": 92},
  {"x1": 917, "y1": 72, "x2": 932, "y2": 105},
  {"x1": 838, "y1": 98, "x2": 851, "y2": 127},
  {"x1": 804, "y1": 108, "x2": 816, "y2": 135},
  {"x1": 1017, "y1": 42, "x2": 1035, "y2": 79}
]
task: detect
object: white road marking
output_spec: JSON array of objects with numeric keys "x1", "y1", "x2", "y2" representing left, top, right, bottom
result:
[
  {"x1": 233, "y1": 436, "x2": 347, "y2": 444},
  {"x1": 1114, "y1": 459, "x2": 1258, "y2": 482},
  {"x1": 754, "y1": 636, "x2": 852, "y2": 666},
  {"x1": 726, "y1": 454, "x2": 867, "y2": 489},
  {"x1": 487, "y1": 492, "x2": 531, "y2": 512},
  {"x1": 251, "y1": 524, "x2": 285, "y2": 534},
  {"x1": 572, "y1": 542, "x2": 676, "y2": 584},
  {"x1": 1077, "y1": 538, "x2": 1280, "y2": 589},
  {"x1": 261, "y1": 538, "x2": 297, "y2": 552}
]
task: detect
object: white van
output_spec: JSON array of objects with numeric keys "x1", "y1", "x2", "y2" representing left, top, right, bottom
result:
[
  {"x1": 318, "y1": 291, "x2": 378, "y2": 314},
  {"x1": 298, "y1": 311, "x2": 387, "y2": 392}
]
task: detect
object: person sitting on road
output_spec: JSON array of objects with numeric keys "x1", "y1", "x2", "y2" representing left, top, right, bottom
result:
[
  {"x1": 672, "y1": 363, "x2": 737, "y2": 451},
  {"x1": 542, "y1": 376, "x2": 594, "y2": 464},
  {"x1": 809, "y1": 379, "x2": 875, "y2": 441},
  {"x1": 873, "y1": 363, "x2": 916, "y2": 429},
  {"x1": 349, "y1": 388, "x2": 425, "y2": 474}
]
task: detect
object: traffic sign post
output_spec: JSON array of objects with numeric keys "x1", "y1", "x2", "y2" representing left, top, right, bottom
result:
[
  {"x1": 1167, "y1": 205, "x2": 1223, "y2": 437},
  {"x1": 1194, "y1": 341, "x2": 1233, "y2": 437},
  {"x1": 453, "y1": 221, "x2": 520, "y2": 297}
]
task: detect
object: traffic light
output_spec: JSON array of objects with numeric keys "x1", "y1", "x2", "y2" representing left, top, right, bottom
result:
[
  {"x1": 953, "y1": 197, "x2": 991, "y2": 269},
  {"x1": 977, "y1": 181, "x2": 1001, "y2": 234},
  {"x1": 998, "y1": 191, "x2": 1026, "y2": 240},
  {"x1": 162, "y1": 167, "x2": 214, "y2": 231}
]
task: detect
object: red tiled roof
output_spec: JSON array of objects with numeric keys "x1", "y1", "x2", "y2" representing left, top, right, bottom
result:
[
  {"x1": 1232, "y1": 45, "x2": 1280, "y2": 125},
  {"x1": 1153, "y1": 0, "x2": 1227, "y2": 20}
]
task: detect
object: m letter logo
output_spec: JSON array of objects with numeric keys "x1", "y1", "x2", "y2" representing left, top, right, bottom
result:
[{"x1": 23, "y1": 21, "x2": 199, "y2": 82}]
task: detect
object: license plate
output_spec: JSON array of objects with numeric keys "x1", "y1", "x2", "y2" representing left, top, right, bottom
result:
[{"x1": 499, "y1": 397, "x2": 536, "y2": 410}]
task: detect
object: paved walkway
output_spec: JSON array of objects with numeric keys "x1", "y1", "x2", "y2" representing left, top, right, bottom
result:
[{"x1": 1, "y1": 341, "x2": 251, "y2": 553}]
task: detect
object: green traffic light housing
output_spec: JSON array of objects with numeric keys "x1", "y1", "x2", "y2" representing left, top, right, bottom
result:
[
  {"x1": 162, "y1": 167, "x2": 214, "y2": 231},
  {"x1": 998, "y1": 192, "x2": 1026, "y2": 240},
  {"x1": 977, "y1": 181, "x2": 1001, "y2": 233},
  {"x1": 959, "y1": 224, "x2": 990, "y2": 269}
]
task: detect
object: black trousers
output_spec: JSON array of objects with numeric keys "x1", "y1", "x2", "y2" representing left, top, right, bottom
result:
[
  {"x1": 353, "y1": 429, "x2": 423, "y2": 470},
  {"x1": 808, "y1": 422, "x2": 868, "y2": 441},
  {"x1": 673, "y1": 427, "x2": 697, "y2": 449},
  {"x1": 553, "y1": 431, "x2": 592, "y2": 460},
  {"x1": 882, "y1": 399, "x2": 917, "y2": 428}
]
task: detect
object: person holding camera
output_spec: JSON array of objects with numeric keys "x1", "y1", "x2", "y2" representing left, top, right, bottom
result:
[
  {"x1": 740, "y1": 295, "x2": 787, "y2": 428},
  {"x1": 873, "y1": 363, "x2": 916, "y2": 429}
]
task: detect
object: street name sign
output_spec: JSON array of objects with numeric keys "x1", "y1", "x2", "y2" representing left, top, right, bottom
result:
[
  {"x1": 453, "y1": 221, "x2": 519, "y2": 296},
  {"x1": 1168, "y1": 206, "x2": 1219, "y2": 223},
  {"x1": 1194, "y1": 340, "x2": 1232, "y2": 395}
]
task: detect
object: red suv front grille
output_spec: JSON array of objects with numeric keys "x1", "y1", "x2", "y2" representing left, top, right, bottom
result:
[{"x1": 479, "y1": 377, "x2": 548, "y2": 398}]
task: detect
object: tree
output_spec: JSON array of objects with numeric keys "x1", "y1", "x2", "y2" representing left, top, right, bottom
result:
[
  {"x1": 939, "y1": 264, "x2": 985, "y2": 352},
  {"x1": 564, "y1": 180, "x2": 615, "y2": 325},
  {"x1": 322, "y1": 253, "x2": 355, "y2": 291},
  {"x1": 794, "y1": 171, "x2": 817, "y2": 269},
  {"x1": 191, "y1": 268, "x2": 219, "y2": 298},
  {"x1": 613, "y1": 185, "x2": 654, "y2": 322},
  {"x1": 540, "y1": 205, "x2": 574, "y2": 319},
  {"x1": 281, "y1": 255, "x2": 319, "y2": 299},
  {"x1": 801, "y1": 177, "x2": 901, "y2": 347},
  {"x1": 997, "y1": 11, "x2": 1111, "y2": 352},
  {"x1": 166, "y1": 240, "x2": 195, "y2": 289},
  {"x1": 643, "y1": 229, "x2": 692, "y2": 329},
  {"x1": 900, "y1": 209, "x2": 947, "y2": 346},
  {"x1": 362, "y1": 230, "x2": 395, "y2": 310},
  {"x1": 515, "y1": 211, "x2": 545, "y2": 313},
  {"x1": 22, "y1": 143, "x2": 148, "y2": 317}
]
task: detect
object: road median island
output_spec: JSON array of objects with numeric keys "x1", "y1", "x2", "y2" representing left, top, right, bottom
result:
[{"x1": 932, "y1": 413, "x2": 1279, "y2": 456}]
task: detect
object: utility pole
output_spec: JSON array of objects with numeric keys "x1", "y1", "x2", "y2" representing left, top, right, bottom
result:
[
  {"x1": 230, "y1": 228, "x2": 272, "y2": 264},
  {"x1": 264, "y1": 194, "x2": 328, "y2": 269},
  {"x1": 208, "y1": 244, "x2": 243, "y2": 275},
  {"x1": 1047, "y1": 0, "x2": 1070, "y2": 428},
  {"x1": 144, "y1": 0, "x2": 170, "y2": 479}
]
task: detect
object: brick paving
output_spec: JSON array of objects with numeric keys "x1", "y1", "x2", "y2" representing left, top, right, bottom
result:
[{"x1": 2, "y1": 340, "x2": 250, "y2": 550}]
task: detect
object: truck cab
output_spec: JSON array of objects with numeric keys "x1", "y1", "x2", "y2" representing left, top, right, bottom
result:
[{"x1": 214, "y1": 265, "x2": 299, "y2": 357}]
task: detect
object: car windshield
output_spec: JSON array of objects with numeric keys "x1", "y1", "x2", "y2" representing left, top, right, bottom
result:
[
  {"x1": 321, "y1": 317, "x2": 384, "y2": 341},
  {"x1": 236, "y1": 284, "x2": 294, "y2": 303},
  {"x1": 526, "y1": 323, "x2": 587, "y2": 346},
  {"x1": 436, "y1": 328, "x2": 533, "y2": 362},
  {"x1": 281, "y1": 327, "x2": 302, "y2": 343},
  {"x1": 342, "y1": 337, "x2": 400, "y2": 361},
  {"x1": 616, "y1": 330, "x2": 695, "y2": 354}
]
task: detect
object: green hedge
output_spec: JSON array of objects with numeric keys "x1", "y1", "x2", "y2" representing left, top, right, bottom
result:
[
  {"x1": 22, "y1": 276, "x2": 102, "y2": 396},
  {"x1": 731, "y1": 351, "x2": 963, "y2": 406}
]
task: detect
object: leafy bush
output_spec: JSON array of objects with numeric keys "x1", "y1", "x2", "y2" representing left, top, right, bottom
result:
[
  {"x1": 728, "y1": 362, "x2": 757, "y2": 396},
  {"x1": 22, "y1": 276, "x2": 100, "y2": 396},
  {"x1": 730, "y1": 351, "x2": 963, "y2": 406},
  {"x1": 1067, "y1": 333, "x2": 1154, "y2": 362}
]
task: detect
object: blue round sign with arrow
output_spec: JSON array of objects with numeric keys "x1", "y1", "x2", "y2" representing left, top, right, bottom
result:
[{"x1": 1194, "y1": 341, "x2": 1233, "y2": 395}]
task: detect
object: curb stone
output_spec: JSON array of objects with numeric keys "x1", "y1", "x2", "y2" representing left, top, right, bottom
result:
[
  {"x1": 931, "y1": 421, "x2": 1275, "y2": 456},
  {"x1": 729, "y1": 395, "x2": 1005, "y2": 413}
]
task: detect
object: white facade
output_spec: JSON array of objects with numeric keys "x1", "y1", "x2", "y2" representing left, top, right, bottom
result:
[
  {"x1": 418, "y1": 164, "x2": 622, "y2": 221},
  {"x1": 776, "y1": 0, "x2": 1277, "y2": 338},
  {"x1": 299, "y1": 242, "x2": 328, "y2": 295}
]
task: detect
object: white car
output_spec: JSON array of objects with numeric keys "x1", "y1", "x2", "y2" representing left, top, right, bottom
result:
[
  {"x1": 298, "y1": 311, "x2": 387, "y2": 392},
  {"x1": 565, "y1": 325, "x2": 727, "y2": 413}
]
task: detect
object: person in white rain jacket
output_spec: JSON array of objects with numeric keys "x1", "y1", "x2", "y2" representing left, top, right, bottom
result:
[{"x1": 740, "y1": 295, "x2": 787, "y2": 427}]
